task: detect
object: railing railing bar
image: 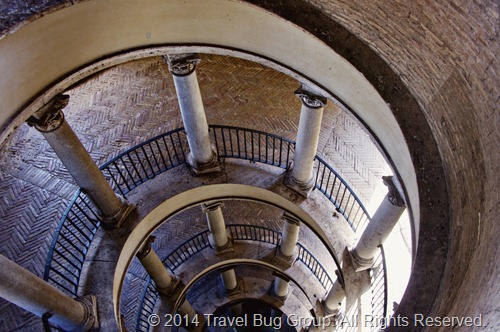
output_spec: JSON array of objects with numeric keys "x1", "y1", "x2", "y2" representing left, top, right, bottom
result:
[
  {"x1": 105, "y1": 167, "x2": 127, "y2": 197},
  {"x1": 47, "y1": 277, "x2": 75, "y2": 295},
  {"x1": 169, "y1": 134, "x2": 181, "y2": 165},
  {"x1": 154, "y1": 139, "x2": 168, "y2": 170},
  {"x1": 228, "y1": 128, "x2": 234, "y2": 157},
  {"x1": 147, "y1": 143, "x2": 161, "y2": 175},
  {"x1": 134, "y1": 149, "x2": 149, "y2": 180},
  {"x1": 52, "y1": 249, "x2": 81, "y2": 271},
  {"x1": 119, "y1": 156, "x2": 137, "y2": 187},
  {"x1": 68, "y1": 208, "x2": 94, "y2": 234},
  {"x1": 110, "y1": 161, "x2": 130, "y2": 193},
  {"x1": 140, "y1": 146, "x2": 155, "y2": 177}
]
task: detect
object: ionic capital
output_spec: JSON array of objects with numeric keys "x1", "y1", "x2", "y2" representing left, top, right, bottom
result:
[
  {"x1": 164, "y1": 54, "x2": 201, "y2": 76},
  {"x1": 136, "y1": 236, "x2": 156, "y2": 259},
  {"x1": 382, "y1": 176, "x2": 406, "y2": 207},
  {"x1": 26, "y1": 94, "x2": 69, "y2": 132},
  {"x1": 294, "y1": 86, "x2": 327, "y2": 108}
]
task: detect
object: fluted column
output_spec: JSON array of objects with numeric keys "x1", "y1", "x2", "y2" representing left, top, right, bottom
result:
[
  {"x1": 0, "y1": 254, "x2": 98, "y2": 331},
  {"x1": 166, "y1": 54, "x2": 220, "y2": 175},
  {"x1": 350, "y1": 176, "x2": 406, "y2": 271},
  {"x1": 203, "y1": 202, "x2": 238, "y2": 292},
  {"x1": 285, "y1": 86, "x2": 326, "y2": 197},
  {"x1": 27, "y1": 94, "x2": 133, "y2": 228}
]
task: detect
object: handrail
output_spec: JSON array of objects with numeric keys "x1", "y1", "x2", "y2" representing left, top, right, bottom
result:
[
  {"x1": 134, "y1": 224, "x2": 334, "y2": 332},
  {"x1": 43, "y1": 125, "x2": 381, "y2": 331}
]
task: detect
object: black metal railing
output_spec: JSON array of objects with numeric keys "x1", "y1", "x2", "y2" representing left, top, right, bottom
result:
[
  {"x1": 43, "y1": 190, "x2": 100, "y2": 297},
  {"x1": 99, "y1": 128, "x2": 188, "y2": 196},
  {"x1": 313, "y1": 156, "x2": 371, "y2": 232},
  {"x1": 211, "y1": 125, "x2": 295, "y2": 169},
  {"x1": 370, "y1": 245, "x2": 388, "y2": 331},
  {"x1": 134, "y1": 224, "x2": 335, "y2": 331},
  {"x1": 210, "y1": 125, "x2": 371, "y2": 232},
  {"x1": 43, "y1": 125, "x2": 381, "y2": 331}
]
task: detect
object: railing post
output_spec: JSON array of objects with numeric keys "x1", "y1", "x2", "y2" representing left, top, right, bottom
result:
[
  {"x1": 203, "y1": 202, "x2": 238, "y2": 293},
  {"x1": 0, "y1": 254, "x2": 98, "y2": 331},
  {"x1": 165, "y1": 54, "x2": 221, "y2": 175},
  {"x1": 285, "y1": 86, "x2": 327, "y2": 197},
  {"x1": 26, "y1": 94, "x2": 134, "y2": 229},
  {"x1": 349, "y1": 176, "x2": 406, "y2": 271}
]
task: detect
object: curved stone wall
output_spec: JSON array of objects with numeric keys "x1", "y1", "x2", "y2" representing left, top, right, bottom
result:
[{"x1": 0, "y1": 1, "x2": 497, "y2": 331}]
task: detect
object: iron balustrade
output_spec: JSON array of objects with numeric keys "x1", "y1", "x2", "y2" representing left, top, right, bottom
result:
[
  {"x1": 43, "y1": 190, "x2": 100, "y2": 297},
  {"x1": 42, "y1": 125, "x2": 383, "y2": 331},
  {"x1": 313, "y1": 155, "x2": 371, "y2": 232},
  {"x1": 99, "y1": 128, "x2": 188, "y2": 196},
  {"x1": 370, "y1": 245, "x2": 388, "y2": 331},
  {"x1": 134, "y1": 224, "x2": 335, "y2": 332},
  {"x1": 210, "y1": 125, "x2": 295, "y2": 169}
]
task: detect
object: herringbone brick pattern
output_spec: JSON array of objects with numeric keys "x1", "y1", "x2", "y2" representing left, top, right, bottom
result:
[{"x1": 0, "y1": 53, "x2": 388, "y2": 330}]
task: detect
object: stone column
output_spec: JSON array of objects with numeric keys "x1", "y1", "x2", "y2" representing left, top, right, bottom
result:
[
  {"x1": 203, "y1": 202, "x2": 238, "y2": 292},
  {"x1": 278, "y1": 214, "x2": 301, "y2": 260},
  {"x1": 166, "y1": 54, "x2": 220, "y2": 175},
  {"x1": 136, "y1": 237, "x2": 175, "y2": 293},
  {"x1": 0, "y1": 254, "x2": 98, "y2": 331},
  {"x1": 272, "y1": 214, "x2": 300, "y2": 300},
  {"x1": 323, "y1": 279, "x2": 345, "y2": 315},
  {"x1": 285, "y1": 86, "x2": 326, "y2": 197},
  {"x1": 273, "y1": 278, "x2": 290, "y2": 299},
  {"x1": 350, "y1": 176, "x2": 406, "y2": 271},
  {"x1": 137, "y1": 238, "x2": 197, "y2": 318},
  {"x1": 27, "y1": 94, "x2": 133, "y2": 228}
]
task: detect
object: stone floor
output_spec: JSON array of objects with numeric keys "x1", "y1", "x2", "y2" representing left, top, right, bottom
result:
[{"x1": 0, "y1": 54, "x2": 389, "y2": 331}]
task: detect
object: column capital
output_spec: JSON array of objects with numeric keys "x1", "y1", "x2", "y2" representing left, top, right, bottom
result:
[
  {"x1": 202, "y1": 201, "x2": 224, "y2": 213},
  {"x1": 294, "y1": 86, "x2": 327, "y2": 108},
  {"x1": 382, "y1": 175, "x2": 406, "y2": 207},
  {"x1": 164, "y1": 54, "x2": 201, "y2": 76},
  {"x1": 136, "y1": 236, "x2": 156, "y2": 259},
  {"x1": 26, "y1": 94, "x2": 69, "y2": 132},
  {"x1": 283, "y1": 213, "x2": 301, "y2": 226}
]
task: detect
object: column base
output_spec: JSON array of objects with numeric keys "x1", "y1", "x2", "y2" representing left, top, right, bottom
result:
[
  {"x1": 100, "y1": 196, "x2": 135, "y2": 229},
  {"x1": 221, "y1": 276, "x2": 243, "y2": 296},
  {"x1": 187, "y1": 150, "x2": 222, "y2": 175},
  {"x1": 270, "y1": 280, "x2": 290, "y2": 304},
  {"x1": 274, "y1": 246, "x2": 297, "y2": 269},
  {"x1": 348, "y1": 246, "x2": 374, "y2": 272},
  {"x1": 76, "y1": 295, "x2": 99, "y2": 331},
  {"x1": 284, "y1": 172, "x2": 316, "y2": 198},
  {"x1": 209, "y1": 235, "x2": 234, "y2": 254},
  {"x1": 157, "y1": 277, "x2": 181, "y2": 297},
  {"x1": 320, "y1": 298, "x2": 344, "y2": 317}
]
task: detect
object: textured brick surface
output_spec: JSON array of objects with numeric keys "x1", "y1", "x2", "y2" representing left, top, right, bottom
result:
[
  {"x1": 0, "y1": 0, "x2": 497, "y2": 330},
  {"x1": 0, "y1": 54, "x2": 387, "y2": 329}
]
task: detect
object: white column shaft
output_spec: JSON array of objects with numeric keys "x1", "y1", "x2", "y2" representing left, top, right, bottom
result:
[
  {"x1": 274, "y1": 278, "x2": 289, "y2": 298},
  {"x1": 291, "y1": 103, "x2": 324, "y2": 183},
  {"x1": 172, "y1": 71, "x2": 214, "y2": 164},
  {"x1": 353, "y1": 194, "x2": 406, "y2": 261},
  {"x1": 324, "y1": 280, "x2": 345, "y2": 313},
  {"x1": 280, "y1": 220, "x2": 300, "y2": 257},
  {"x1": 138, "y1": 249, "x2": 174, "y2": 291},
  {"x1": 42, "y1": 121, "x2": 123, "y2": 218},
  {"x1": 0, "y1": 254, "x2": 92, "y2": 331},
  {"x1": 221, "y1": 270, "x2": 238, "y2": 291},
  {"x1": 205, "y1": 204, "x2": 229, "y2": 248}
]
